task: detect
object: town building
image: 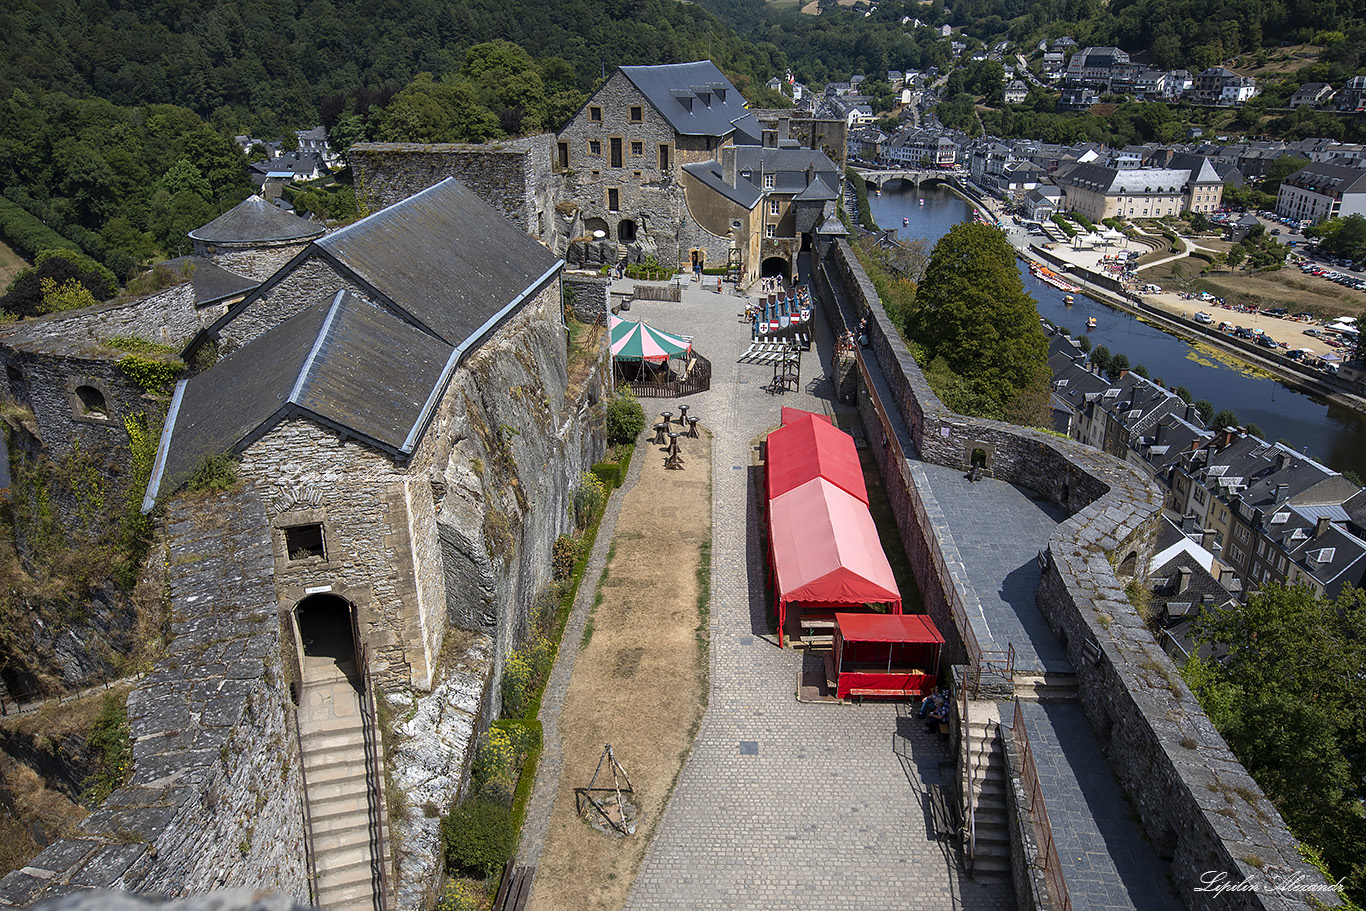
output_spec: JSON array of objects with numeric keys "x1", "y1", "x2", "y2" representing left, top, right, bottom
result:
[{"x1": 1276, "y1": 161, "x2": 1366, "y2": 224}]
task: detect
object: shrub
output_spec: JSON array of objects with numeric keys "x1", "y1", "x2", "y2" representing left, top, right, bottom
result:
[
  {"x1": 552, "y1": 534, "x2": 576, "y2": 581},
  {"x1": 435, "y1": 879, "x2": 482, "y2": 911},
  {"x1": 492, "y1": 719, "x2": 543, "y2": 760},
  {"x1": 574, "y1": 471, "x2": 605, "y2": 530},
  {"x1": 441, "y1": 799, "x2": 516, "y2": 879},
  {"x1": 500, "y1": 654, "x2": 532, "y2": 718},
  {"x1": 472, "y1": 727, "x2": 514, "y2": 791},
  {"x1": 186, "y1": 453, "x2": 238, "y2": 493},
  {"x1": 605, "y1": 390, "x2": 646, "y2": 443},
  {"x1": 592, "y1": 460, "x2": 623, "y2": 488}
]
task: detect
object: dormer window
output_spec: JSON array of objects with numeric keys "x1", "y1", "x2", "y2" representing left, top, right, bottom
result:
[{"x1": 764, "y1": 174, "x2": 775, "y2": 189}]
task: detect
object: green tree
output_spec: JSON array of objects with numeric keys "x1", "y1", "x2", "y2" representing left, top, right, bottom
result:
[
  {"x1": 1193, "y1": 399, "x2": 1215, "y2": 424},
  {"x1": 1187, "y1": 584, "x2": 1366, "y2": 902},
  {"x1": 905, "y1": 223, "x2": 1050, "y2": 425},
  {"x1": 1089, "y1": 344, "x2": 1111, "y2": 374},
  {"x1": 1108, "y1": 353, "x2": 1130, "y2": 377},
  {"x1": 1212, "y1": 408, "x2": 1240, "y2": 429}
]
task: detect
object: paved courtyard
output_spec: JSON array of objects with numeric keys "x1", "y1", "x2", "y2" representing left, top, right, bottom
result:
[{"x1": 615, "y1": 275, "x2": 1013, "y2": 911}]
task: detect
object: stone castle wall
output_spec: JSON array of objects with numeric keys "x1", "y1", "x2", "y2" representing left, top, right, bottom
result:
[
  {"x1": 815, "y1": 235, "x2": 1335, "y2": 908},
  {"x1": 0, "y1": 489, "x2": 308, "y2": 906},
  {"x1": 199, "y1": 240, "x2": 316, "y2": 284},
  {"x1": 349, "y1": 139, "x2": 563, "y2": 252}
]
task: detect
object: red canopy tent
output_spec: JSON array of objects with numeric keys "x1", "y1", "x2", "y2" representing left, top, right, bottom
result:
[
  {"x1": 832, "y1": 612, "x2": 944, "y2": 699},
  {"x1": 765, "y1": 414, "x2": 869, "y2": 505},
  {"x1": 780, "y1": 407, "x2": 832, "y2": 426},
  {"x1": 769, "y1": 477, "x2": 901, "y2": 647}
]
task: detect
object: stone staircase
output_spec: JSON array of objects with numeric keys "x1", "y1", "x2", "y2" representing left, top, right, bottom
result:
[
  {"x1": 1014, "y1": 671, "x2": 1079, "y2": 702},
  {"x1": 962, "y1": 701, "x2": 1010, "y2": 879},
  {"x1": 299, "y1": 658, "x2": 385, "y2": 911}
]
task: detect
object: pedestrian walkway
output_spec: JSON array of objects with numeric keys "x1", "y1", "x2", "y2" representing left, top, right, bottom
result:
[
  {"x1": 1014, "y1": 701, "x2": 1183, "y2": 911},
  {"x1": 617, "y1": 271, "x2": 1012, "y2": 911}
]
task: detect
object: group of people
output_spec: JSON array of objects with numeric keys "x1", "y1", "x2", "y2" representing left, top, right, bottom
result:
[{"x1": 919, "y1": 689, "x2": 950, "y2": 734}]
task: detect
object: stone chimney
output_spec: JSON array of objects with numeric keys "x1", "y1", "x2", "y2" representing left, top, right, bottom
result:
[
  {"x1": 1272, "y1": 482, "x2": 1288, "y2": 501},
  {"x1": 724, "y1": 146, "x2": 739, "y2": 188},
  {"x1": 779, "y1": 116, "x2": 790, "y2": 143},
  {"x1": 1177, "y1": 566, "x2": 1192, "y2": 593},
  {"x1": 1219, "y1": 567, "x2": 1240, "y2": 587},
  {"x1": 1316, "y1": 516, "x2": 1333, "y2": 537},
  {"x1": 1200, "y1": 529, "x2": 1217, "y2": 550}
]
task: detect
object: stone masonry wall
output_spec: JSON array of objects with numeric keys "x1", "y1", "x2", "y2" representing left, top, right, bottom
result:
[
  {"x1": 216, "y1": 258, "x2": 367, "y2": 356},
  {"x1": 817, "y1": 236, "x2": 1336, "y2": 908},
  {"x1": 0, "y1": 488, "x2": 308, "y2": 906},
  {"x1": 564, "y1": 273, "x2": 607, "y2": 323},
  {"x1": 349, "y1": 139, "x2": 562, "y2": 250},
  {"x1": 200, "y1": 240, "x2": 316, "y2": 284}
]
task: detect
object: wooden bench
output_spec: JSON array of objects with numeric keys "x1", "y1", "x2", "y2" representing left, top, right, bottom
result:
[{"x1": 848, "y1": 686, "x2": 914, "y2": 702}]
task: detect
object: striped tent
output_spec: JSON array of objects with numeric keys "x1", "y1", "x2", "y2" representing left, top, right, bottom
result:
[{"x1": 609, "y1": 316, "x2": 691, "y2": 362}]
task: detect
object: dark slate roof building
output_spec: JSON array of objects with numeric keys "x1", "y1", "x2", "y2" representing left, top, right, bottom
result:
[
  {"x1": 619, "y1": 61, "x2": 760, "y2": 141},
  {"x1": 187, "y1": 177, "x2": 561, "y2": 358},
  {"x1": 189, "y1": 195, "x2": 325, "y2": 246},
  {"x1": 147, "y1": 290, "x2": 460, "y2": 504}
]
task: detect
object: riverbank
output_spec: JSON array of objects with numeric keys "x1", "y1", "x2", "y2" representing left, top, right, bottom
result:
[{"x1": 1003, "y1": 230, "x2": 1366, "y2": 417}]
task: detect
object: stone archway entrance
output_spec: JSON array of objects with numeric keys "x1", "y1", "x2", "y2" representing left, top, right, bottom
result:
[
  {"x1": 618, "y1": 218, "x2": 637, "y2": 242},
  {"x1": 296, "y1": 592, "x2": 359, "y2": 678},
  {"x1": 761, "y1": 256, "x2": 791, "y2": 283}
]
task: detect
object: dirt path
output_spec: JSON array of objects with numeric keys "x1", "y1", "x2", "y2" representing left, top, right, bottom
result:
[{"x1": 526, "y1": 423, "x2": 712, "y2": 911}]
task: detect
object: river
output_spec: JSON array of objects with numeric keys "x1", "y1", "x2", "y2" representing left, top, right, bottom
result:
[{"x1": 866, "y1": 183, "x2": 1366, "y2": 480}]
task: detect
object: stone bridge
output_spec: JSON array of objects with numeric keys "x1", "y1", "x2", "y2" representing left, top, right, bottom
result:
[{"x1": 851, "y1": 167, "x2": 961, "y2": 190}]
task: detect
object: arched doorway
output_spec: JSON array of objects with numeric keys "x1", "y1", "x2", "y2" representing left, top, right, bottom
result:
[
  {"x1": 618, "y1": 218, "x2": 637, "y2": 242},
  {"x1": 584, "y1": 216, "x2": 610, "y2": 238},
  {"x1": 295, "y1": 593, "x2": 359, "y2": 680},
  {"x1": 761, "y1": 256, "x2": 791, "y2": 283}
]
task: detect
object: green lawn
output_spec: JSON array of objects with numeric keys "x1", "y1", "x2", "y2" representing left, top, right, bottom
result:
[{"x1": 0, "y1": 239, "x2": 27, "y2": 292}]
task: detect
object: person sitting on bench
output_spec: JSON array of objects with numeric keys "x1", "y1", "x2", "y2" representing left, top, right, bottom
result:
[{"x1": 923, "y1": 695, "x2": 949, "y2": 733}]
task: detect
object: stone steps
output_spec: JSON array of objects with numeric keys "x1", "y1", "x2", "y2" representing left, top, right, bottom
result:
[
  {"x1": 1014, "y1": 672, "x2": 1079, "y2": 702},
  {"x1": 298, "y1": 674, "x2": 385, "y2": 911},
  {"x1": 962, "y1": 710, "x2": 1011, "y2": 880}
]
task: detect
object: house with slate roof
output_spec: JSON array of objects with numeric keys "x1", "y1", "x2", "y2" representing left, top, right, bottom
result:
[
  {"x1": 555, "y1": 61, "x2": 843, "y2": 285},
  {"x1": 150, "y1": 176, "x2": 570, "y2": 689}
]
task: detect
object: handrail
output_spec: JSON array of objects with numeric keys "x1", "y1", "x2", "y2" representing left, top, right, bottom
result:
[
  {"x1": 288, "y1": 612, "x2": 320, "y2": 903},
  {"x1": 358, "y1": 644, "x2": 392, "y2": 911},
  {"x1": 957, "y1": 667, "x2": 975, "y2": 872},
  {"x1": 1012, "y1": 698, "x2": 1073, "y2": 911}
]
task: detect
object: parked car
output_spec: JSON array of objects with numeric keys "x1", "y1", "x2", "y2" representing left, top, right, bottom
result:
[
  {"x1": 1194, "y1": 312, "x2": 1214, "y2": 324},
  {"x1": 1304, "y1": 328, "x2": 1322, "y2": 337},
  {"x1": 1257, "y1": 334, "x2": 1279, "y2": 348}
]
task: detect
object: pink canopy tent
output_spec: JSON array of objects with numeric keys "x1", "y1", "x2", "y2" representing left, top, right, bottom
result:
[
  {"x1": 780, "y1": 407, "x2": 831, "y2": 426},
  {"x1": 769, "y1": 477, "x2": 901, "y2": 647},
  {"x1": 766, "y1": 412, "x2": 868, "y2": 505}
]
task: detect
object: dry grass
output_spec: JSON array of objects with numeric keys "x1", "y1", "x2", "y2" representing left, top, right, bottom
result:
[
  {"x1": 0, "y1": 240, "x2": 26, "y2": 294},
  {"x1": 527, "y1": 425, "x2": 711, "y2": 911}
]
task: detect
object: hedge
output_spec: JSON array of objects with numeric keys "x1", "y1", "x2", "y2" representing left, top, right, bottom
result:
[
  {"x1": 591, "y1": 460, "x2": 624, "y2": 489},
  {"x1": 0, "y1": 198, "x2": 79, "y2": 260}
]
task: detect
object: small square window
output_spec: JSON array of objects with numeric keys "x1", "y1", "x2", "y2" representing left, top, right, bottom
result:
[
  {"x1": 590, "y1": 106, "x2": 602, "y2": 122},
  {"x1": 589, "y1": 139, "x2": 601, "y2": 156},
  {"x1": 631, "y1": 141, "x2": 643, "y2": 156},
  {"x1": 630, "y1": 106, "x2": 642, "y2": 122},
  {"x1": 591, "y1": 170, "x2": 600, "y2": 178},
  {"x1": 766, "y1": 224, "x2": 775, "y2": 238},
  {"x1": 285, "y1": 524, "x2": 325, "y2": 561}
]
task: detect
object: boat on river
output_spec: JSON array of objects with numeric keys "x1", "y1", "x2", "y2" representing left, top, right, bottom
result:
[
  {"x1": 1064, "y1": 295, "x2": 1074, "y2": 306},
  {"x1": 1087, "y1": 316, "x2": 1097, "y2": 329},
  {"x1": 1029, "y1": 263, "x2": 1082, "y2": 293}
]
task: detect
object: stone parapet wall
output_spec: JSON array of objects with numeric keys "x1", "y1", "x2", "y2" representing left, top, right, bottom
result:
[
  {"x1": 204, "y1": 241, "x2": 316, "y2": 285},
  {"x1": 0, "y1": 489, "x2": 308, "y2": 906},
  {"x1": 817, "y1": 236, "x2": 1336, "y2": 908}
]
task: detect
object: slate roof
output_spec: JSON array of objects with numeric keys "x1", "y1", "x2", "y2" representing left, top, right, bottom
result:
[
  {"x1": 681, "y1": 161, "x2": 761, "y2": 208},
  {"x1": 188, "y1": 195, "x2": 325, "y2": 244},
  {"x1": 146, "y1": 290, "x2": 458, "y2": 506},
  {"x1": 162, "y1": 256, "x2": 259, "y2": 306},
  {"x1": 620, "y1": 62, "x2": 760, "y2": 139},
  {"x1": 195, "y1": 177, "x2": 562, "y2": 358}
]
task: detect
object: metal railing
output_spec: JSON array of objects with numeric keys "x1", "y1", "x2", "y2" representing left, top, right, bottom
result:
[
  {"x1": 852, "y1": 342, "x2": 1014, "y2": 698},
  {"x1": 1012, "y1": 697, "x2": 1072, "y2": 911},
  {"x1": 357, "y1": 644, "x2": 392, "y2": 911},
  {"x1": 287, "y1": 612, "x2": 320, "y2": 904},
  {"x1": 956, "y1": 667, "x2": 975, "y2": 872}
]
